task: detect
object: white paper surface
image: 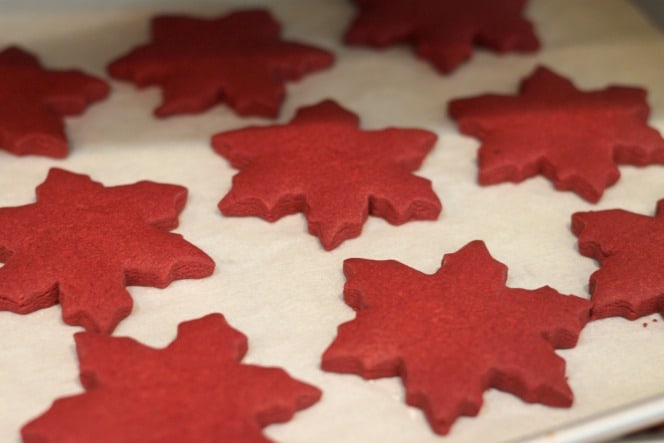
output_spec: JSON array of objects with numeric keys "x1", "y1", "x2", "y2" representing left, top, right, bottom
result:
[{"x1": 0, "y1": 1, "x2": 663, "y2": 442}]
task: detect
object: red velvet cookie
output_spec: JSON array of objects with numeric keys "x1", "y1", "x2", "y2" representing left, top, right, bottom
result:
[
  {"x1": 0, "y1": 168, "x2": 214, "y2": 333},
  {"x1": 573, "y1": 199, "x2": 664, "y2": 320},
  {"x1": 212, "y1": 99, "x2": 441, "y2": 250},
  {"x1": 449, "y1": 66, "x2": 664, "y2": 202},
  {"x1": 345, "y1": 0, "x2": 539, "y2": 73},
  {"x1": 0, "y1": 46, "x2": 109, "y2": 158},
  {"x1": 22, "y1": 313, "x2": 322, "y2": 443},
  {"x1": 322, "y1": 241, "x2": 591, "y2": 435},
  {"x1": 108, "y1": 10, "x2": 334, "y2": 118}
]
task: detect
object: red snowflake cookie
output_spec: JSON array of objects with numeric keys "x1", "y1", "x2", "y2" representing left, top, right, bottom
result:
[
  {"x1": 572, "y1": 199, "x2": 664, "y2": 320},
  {"x1": 322, "y1": 240, "x2": 591, "y2": 435},
  {"x1": 0, "y1": 46, "x2": 109, "y2": 158},
  {"x1": 0, "y1": 168, "x2": 214, "y2": 333},
  {"x1": 22, "y1": 313, "x2": 322, "y2": 443},
  {"x1": 108, "y1": 10, "x2": 334, "y2": 118},
  {"x1": 212, "y1": 99, "x2": 441, "y2": 250},
  {"x1": 449, "y1": 66, "x2": 664, "y2": 202},
  {"x1": 345, "y1": 0, "x2": 539, "y2": 73}
]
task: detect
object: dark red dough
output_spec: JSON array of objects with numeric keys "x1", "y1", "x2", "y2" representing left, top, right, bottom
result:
[
  {"x1": 0, "y1": 168, "x2": 214, "y2": 333},
  {"x1": 0, "y1": 46, "x2": 109, "y2": 158},
  {"x1": 449, "y1": 66, "x2": 664, "y2": 202},
  {"x1": 572, "y1": 199, "x2": 664, "y2": 320},
  {"x1": 345, "y1": 0, "x2": 539, "y2": 73},
  {"x1": 21, "y1": 313, "x2": 322, "y2": 443},
  {"x1": 212, "y1": 99, "x2": 441, "y2": 250},
  {"x1": 322, "y1": 240, "x2": 591, "y2": 435},
  {"x1": 108, "y1": 10, "x2": 334, "y2": 118}
]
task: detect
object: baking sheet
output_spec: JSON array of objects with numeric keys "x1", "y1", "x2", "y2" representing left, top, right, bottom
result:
[{"x1": 1, "y1": 1, "x2": 663, "y2": 442}]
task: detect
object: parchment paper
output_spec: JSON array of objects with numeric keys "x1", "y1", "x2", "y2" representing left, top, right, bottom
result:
[{"x1": 1, "y1": 1, "x2": 663, "y2": 442}]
